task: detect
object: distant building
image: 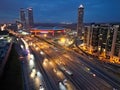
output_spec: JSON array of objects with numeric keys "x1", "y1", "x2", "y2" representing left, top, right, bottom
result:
[
  {"x1": 110, "y1": 25, "x2": 120, "y2": 63},
  {"x1": 30, "y1": 26, "x2": 65, "y2": 37},
  {"x1": 106, "y1": 26, "x2": 114, "y2": 55},
  {"x1": 83, "y1": 24, "x2": 120, "y2": 64},
  {"x1": 0, "y1": 24, "x2": 7, "y2": 31},
  {"x1": 112, "y1": 25, "x2": 120, "y2": 56},
  {"x1": 20, "y1": 8, "x2": 26, "y2": 28},
  {"x1": 83, "y1": 26, "x2": 91, "y2": 50},
  {"x1": 77, "y1": 4, "x2": 84, "y2": 38},
  {"x1": 0, "y1": 30, "x2": 9, "y2": 36},
  {"x1": 85, "y1": 24, "x2": 112, "y2": 54},
  {"x1": 27, "y1": 7, "x2": 34, "y2": 28},
  {"x1": 97, "y1": 25, "x2": 110, "y2": 57},
  {"x1": 7, "y1": 24, "x2": 18, "y2": 31},
  {"x1": 90, "y1": 24, "x2": 99, "y2": 53}
]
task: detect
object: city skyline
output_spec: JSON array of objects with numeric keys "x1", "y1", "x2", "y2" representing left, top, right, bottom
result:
[
  {"x1": 0, "y1": 0, "x2": 120, "y2": 23},
  {"x1": 0, "y1": 0, "x2": 120, "y2": 89}
]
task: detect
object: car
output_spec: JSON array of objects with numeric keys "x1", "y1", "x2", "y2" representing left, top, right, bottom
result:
[
  {"x1": 65, "y1": 70, "x2": 73, "y2": 76},
  {"x1": 53, "y1": 68, "x2": 57, "y2": 73},
  {"x1": 40, "y1": 51, "x2": 44, "y2": 55},
  {"x1": 113, "y1": 88, "x2": 118, "y2": 90},
  {"x1": 92, "y1": 73, "x2": 96, "y2": 77},
  {"x1": 89, "y1": 57, "x2": 93, "y2": 60},
  {"x1": 90, "y1": 72, "x2": 96, "y2": 77},
  {"x1": 63, "y1": 79, "x2": 67, "y2": 85},
  {"x1": 59, "y1": 65, "x2": 73, "y2": 76},
  {"x1": 39, "y1": 85, "x2": 44, "y2": 90},
  {"x1": 59, "y1": 82, "x2": 66, "y2": 90},
  {"x1": 22, "y1": 50, "x2": 28, "y2": 57}
]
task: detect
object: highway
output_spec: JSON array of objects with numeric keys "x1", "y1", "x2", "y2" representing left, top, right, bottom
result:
[
  {"x1": 40, "y1": 36, "x2": 120, "y2": 89},
  {"x1": 14, "y1": 37, "x2": 36, "y2": 90},
  {"x1": 17, "y1": 35, "x2": 120, "y2": 90},
  {"x1": 32, "y1": 36, "x2": 112, "y2": 90},
  {"x1": 42, "y1": 44, "x2": 113, "y2": 90},
  {"x1": 30, "y1": 46, "x2": 59, "y2": 90},
  {"x1": 15, "y1": 37, "x2": 50, "y2": 90},
  {"x1": 72, "y1": 46, "x2": 120, "y2": 89},
  {"x1": 26, "y1": 36, "x2": 76, "y2": 90}
]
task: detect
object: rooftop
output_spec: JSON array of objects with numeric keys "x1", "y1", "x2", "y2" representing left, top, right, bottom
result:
[
  {"x1": 79, "y1": 4, "x2": 84, "y2": 8},
  {"x1": 33, "y1": 26, "x2": 64, "y2": 30}
]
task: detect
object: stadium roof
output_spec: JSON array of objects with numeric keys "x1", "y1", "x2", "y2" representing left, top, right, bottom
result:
[{"x1": 33, "y1": 26, "x2": 64, "y2": 30}]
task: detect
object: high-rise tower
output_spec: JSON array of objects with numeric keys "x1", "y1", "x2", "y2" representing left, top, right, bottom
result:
[
  {"x1": 20, "y1": 8, "x2": 26, "y2": 28},
  {"x1": 77, "y1": 4, "x2": 84, "y2": 38},
  {"x1": 110, "y1": 25, "x2": 120, "y2": 60},
  {"x1": 27, "y1": 7, "x2": 34, "y2": 28}
]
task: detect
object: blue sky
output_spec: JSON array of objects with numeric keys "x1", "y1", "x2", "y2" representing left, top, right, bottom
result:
[{"x1": 0, "y1": 0, "x2": 120, "y2": 23}]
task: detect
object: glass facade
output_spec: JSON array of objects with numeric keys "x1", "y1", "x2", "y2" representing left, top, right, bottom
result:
[
  {"x1": 27, "y1": 8, "x2": 34, "y2": 28},
  {"x1": 20, "y1": 8, "x2": 26, "y2": 28},
  {"x1": 77, "y1": 5, "x2": 84, "y2": 37}
]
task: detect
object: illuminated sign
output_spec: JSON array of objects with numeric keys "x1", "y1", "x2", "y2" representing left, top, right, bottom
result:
[{"x1": 40, "y1": 31, "x2": 49, "y2": 33}]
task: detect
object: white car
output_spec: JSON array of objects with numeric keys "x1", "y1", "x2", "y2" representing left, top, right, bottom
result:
[
  {"x1": 39, "y1": 85, "x2": 44, "y2": 90},
  {"x1": 65, "y1": 70, "x2": 73, "y2": 76},
  {"x1": 59, "y1": 82, "x2": 66, "y2": 90},
  {"x1": 63, "y1": 79, "x2": 67, "y2": 85}
]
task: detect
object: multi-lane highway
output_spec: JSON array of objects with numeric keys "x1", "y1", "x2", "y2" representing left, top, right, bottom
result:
[
  {"x1": 13, "y1": 34, "x2": 120, "y2": 90},
  {"x1": 42, "y1": 43, "x2": 113, "y2": 90}
]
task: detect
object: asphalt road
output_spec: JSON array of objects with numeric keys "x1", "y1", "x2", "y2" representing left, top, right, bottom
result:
[
  {"x1": 19, "y1": 35, "x2": 120, "y2": 90},
  {"x1": 43, "y1": 45, "x2": 113, "y2": 90}
]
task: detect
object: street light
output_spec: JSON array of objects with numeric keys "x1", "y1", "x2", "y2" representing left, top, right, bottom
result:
[
  {"x1": 40, "y1": 51, "x2": 44, "y2": 55},
  {"x1": 60, "y1": 37, "x2": 66, "y2": 43},
  {"x1": 103, "y1": 49, "x2": 106, "y2": 52},
  {"x1": 44, "y1": 34, "x2": 47, "y2": 37},
  {"x1": 49, "y1": 61, "x2": 55, "y2": 68},
  {"x1": 35, "y1": 47, "x2": 39, "y2": 51},
  {"x1": 98, "y1": 47, "x2": 101, "y2": 51},
  {"x1": 103, "y1": 49, "x2": 106, "y2": 58},
  {"x1": 43, "y1": 58, "x2": 48, "y2": 67}
]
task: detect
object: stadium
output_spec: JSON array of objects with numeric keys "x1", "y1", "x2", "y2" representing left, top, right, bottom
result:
[{"x1": 30, "y1": 26, "x2": 65, "y2": 37}]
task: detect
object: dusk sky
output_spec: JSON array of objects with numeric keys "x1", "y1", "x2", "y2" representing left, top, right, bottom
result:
[{"x1": 0, "y1": 0, "x2": 120, "y2": 23}]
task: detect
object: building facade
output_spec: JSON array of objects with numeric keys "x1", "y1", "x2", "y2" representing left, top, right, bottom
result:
[
  {"x1": 20, "y1": 8, "x2": 26, "y2": 28},
  {"x1": 77, "y1": 4, "x2": 84, "y2": 38},
  {"x1": 110, "y1": 25, "x2": 120, "y2": 63},
  {"x1": 83, "y1": 26, "x2": 91, "y2": 49},
  {"x1": 83, "y1": 24, "x2": 120, "y2": 64},
  {"x1": 30, "y1": 26, "x2": 65, "y2": 37},
  {"x1": 27, "y1": 8, "x2": 34, "y2": 28}
]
